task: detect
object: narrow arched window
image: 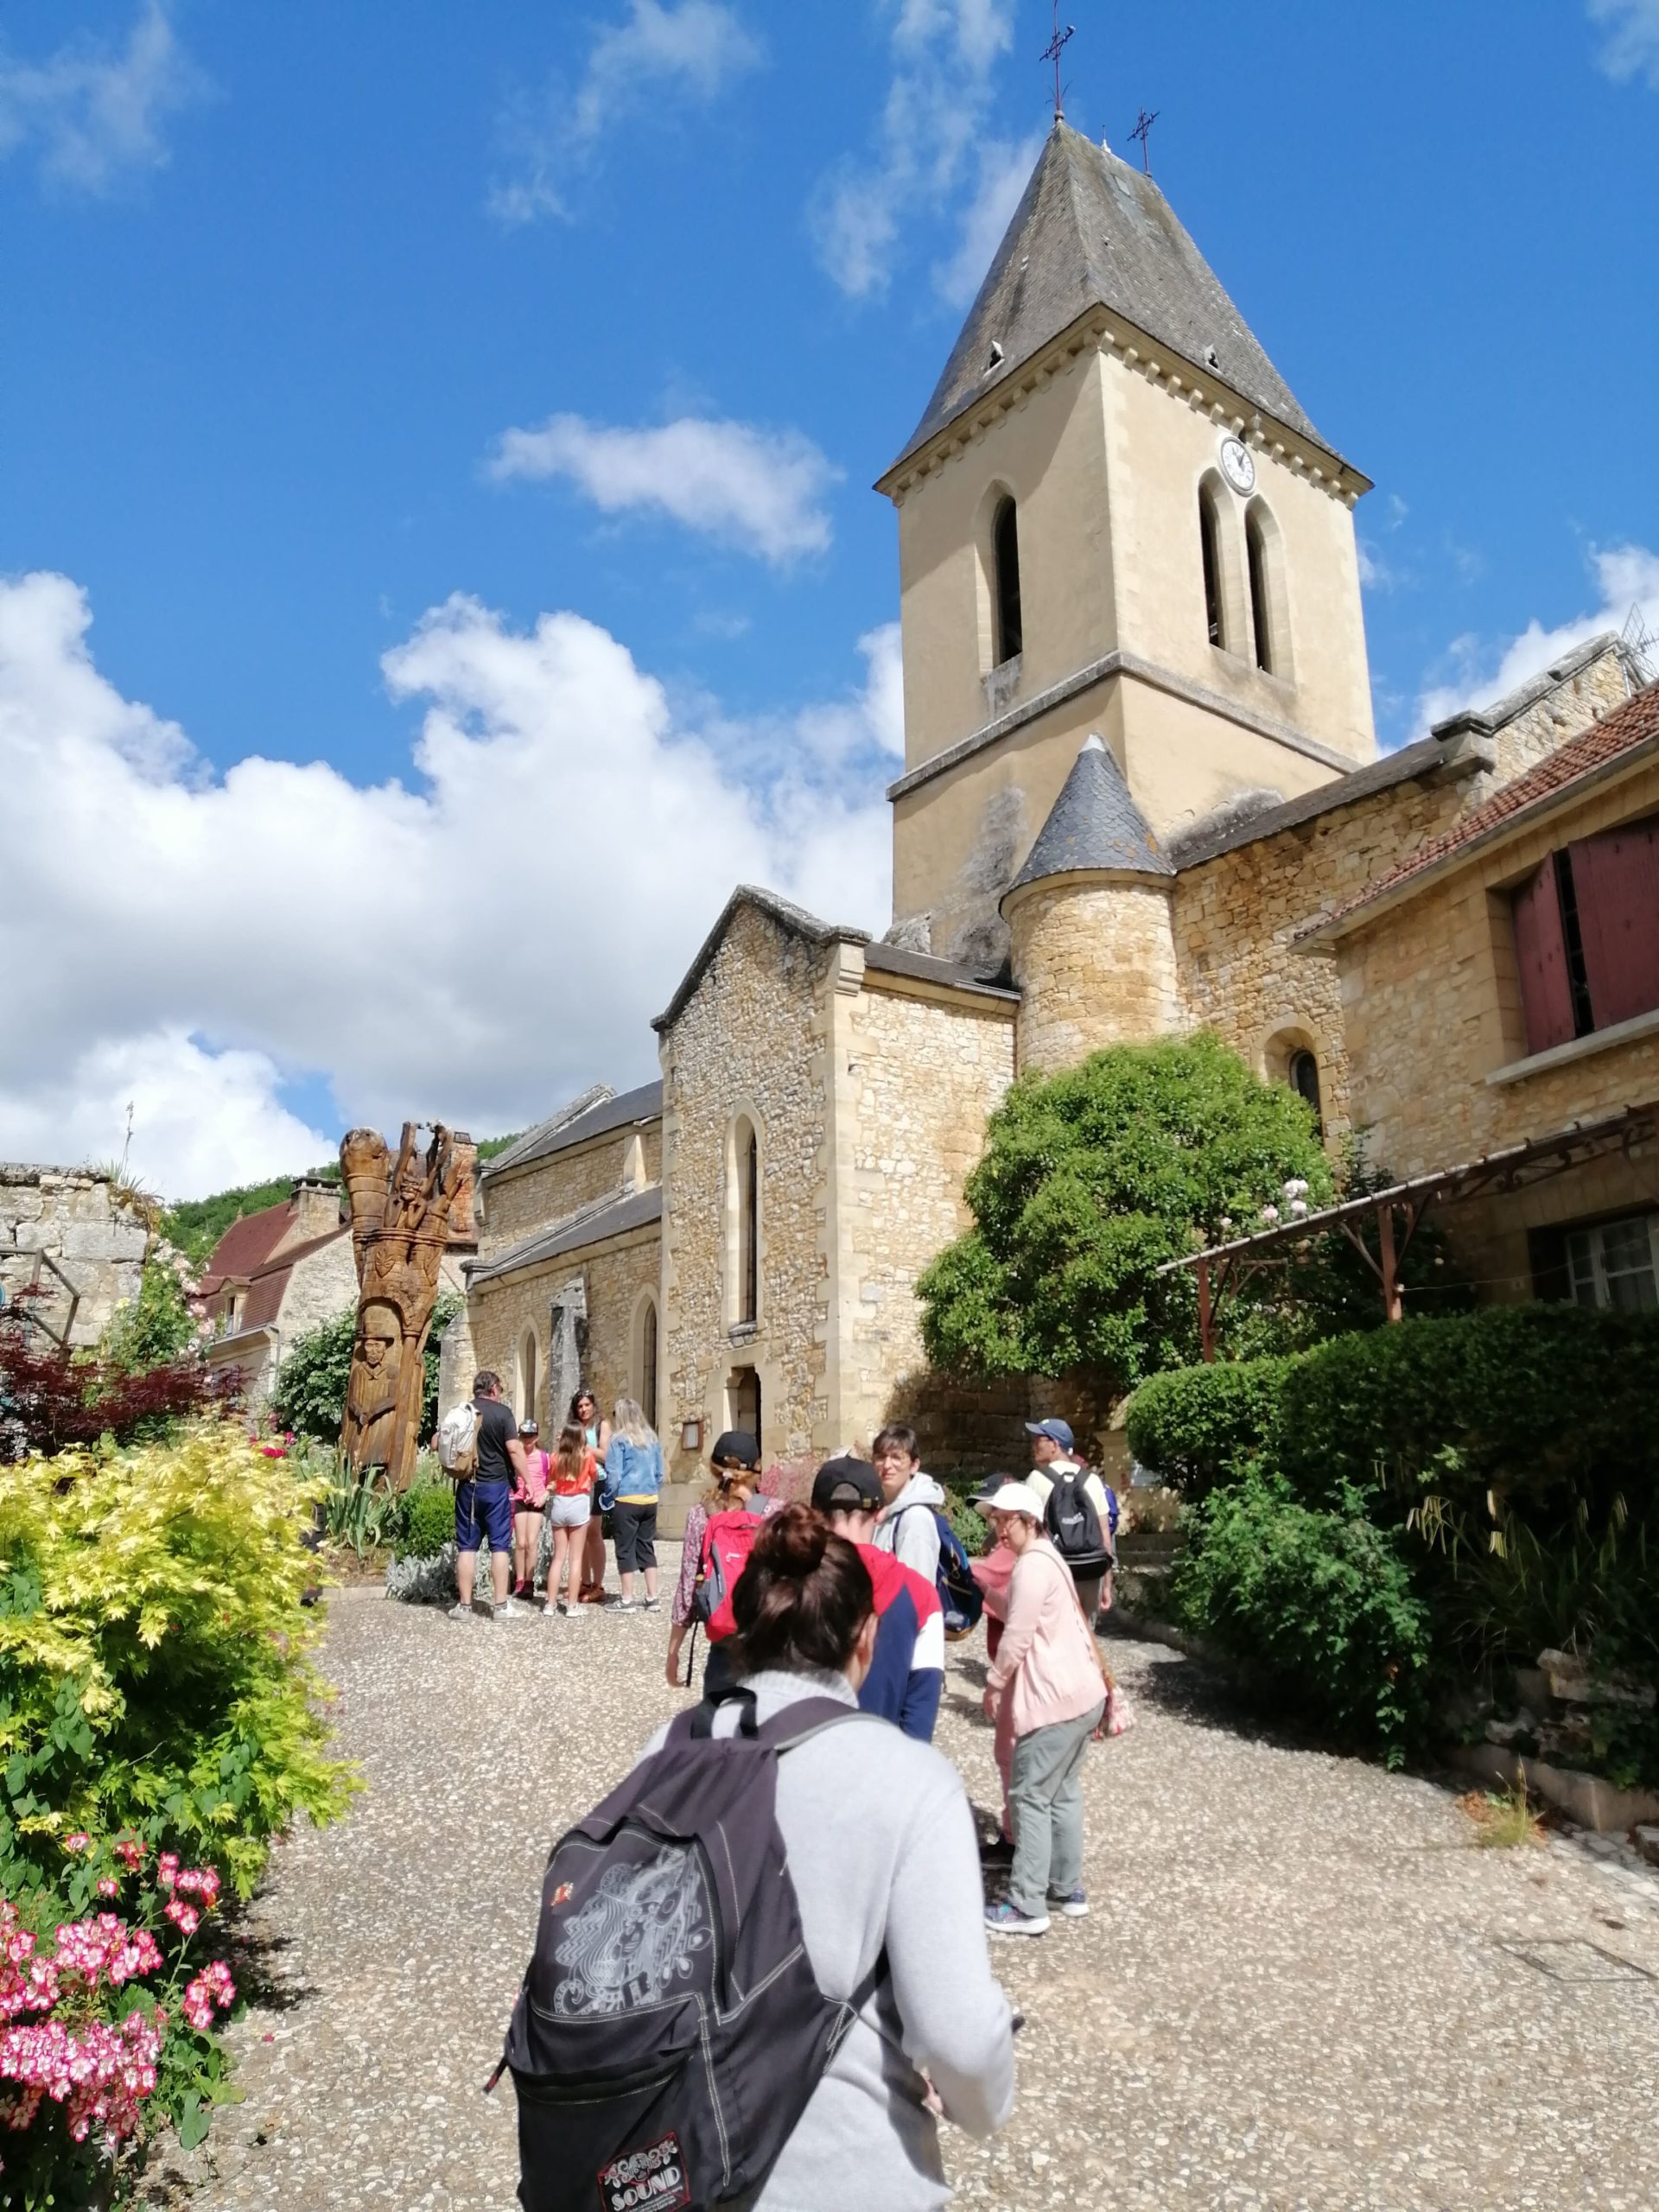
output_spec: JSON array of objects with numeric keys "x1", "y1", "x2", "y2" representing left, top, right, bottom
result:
[
  {"x1": 1289, "y1": 1049, "x2": 1322, "y2": 1130},
  {"x1": 518, "y1": 1328, "x2": 538, "y2": 1425},
  {"x1": 1199, "y1": 486, "x2": 1224, "y2": 649},
  {"x1": 741, "y1": 1127, "x2": 759, "y2": 1324},
  {"x1": 992, "y1": 496, "x2": 1022, "y2": 664},
  {"x1": 1248, "y1": 511, "x2": 1273, "y2": 671},
  {"x1": 639, "y1": 1298, "x2": 658, "y2": 1431}
]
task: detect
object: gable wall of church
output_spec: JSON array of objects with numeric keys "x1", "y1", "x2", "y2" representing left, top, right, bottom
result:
[
  {"x1": 466, "y1": 1224, "x2": 661, "y2": 1445},
  {"x1": 658, "y1": 906, "x2": 833, "y2": 1478},
  {"x1": 478, "y1": 1123, "x2": 660, "y2": 1254}
]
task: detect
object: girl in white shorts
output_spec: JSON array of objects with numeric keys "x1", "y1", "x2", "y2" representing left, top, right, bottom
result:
[{"x1": 545, "y1": 1422, "x2": 598, "y2": 1617}]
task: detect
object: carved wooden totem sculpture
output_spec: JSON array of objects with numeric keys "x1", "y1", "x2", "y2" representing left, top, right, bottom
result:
[{"x1": 339, "y1": 1122, "x2": 474, "y2": 1490}]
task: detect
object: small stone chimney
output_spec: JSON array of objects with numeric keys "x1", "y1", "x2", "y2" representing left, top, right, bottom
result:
[{"x1": 290, "y1": 1176, "x2": 344, "y2": 1243}]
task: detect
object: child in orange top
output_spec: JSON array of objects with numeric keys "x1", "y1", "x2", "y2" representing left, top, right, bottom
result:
[{"x1": 544, "y1": 1422, "x2": 599, "y2": 1618}]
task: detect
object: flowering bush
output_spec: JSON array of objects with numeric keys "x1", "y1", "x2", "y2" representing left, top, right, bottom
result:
[
  {"x1": 0, "y1": 1835, "x2": 241, "y2": 2205},
  {"x1": 0, "y1": 1422, "x2": 359, "y2": 1903}
]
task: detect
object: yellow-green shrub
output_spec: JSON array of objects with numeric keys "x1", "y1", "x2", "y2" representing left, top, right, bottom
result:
[{"x1": 0, "y1": 1421, "x2": 359, "y2": 1901}]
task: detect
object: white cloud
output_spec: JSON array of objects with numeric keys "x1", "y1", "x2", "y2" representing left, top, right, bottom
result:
[
  {"x1": 811, "y1": 0, "x2": 1017, "y2": 299},
  {"x1": 490, "y1": 0, "x2": 761, "y2": 226},
  {"x1": 718, "y1": 621, "x2": 904, "y2": 776},
  {"x1": 486, "y1": 412, "x2": 841, "y2": 564},
  {"x1": 0, "y1": 573, "x2": 890, "y2": 1200},
  {"x1": 1408, "y1": 542, "x2": 1659, "y2": 740},
  {"x1": 1588, "y1": 0, "x2": 1659, "y2": 87},
  {"x1": 932, "y1": 131, "x2": 1041, "y2": 307},
  {"x1": 0, "y1": 1, "x2": 207, "y2": 194}
]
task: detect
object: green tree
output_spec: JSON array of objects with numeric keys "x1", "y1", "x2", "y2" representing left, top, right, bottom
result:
[
  {"x1": 271, "y1": 1291, "x2": 461, "y2": 1443},
  {"x1": 918, "y1": 1034, "x2": 1332, "y2": 1400}
]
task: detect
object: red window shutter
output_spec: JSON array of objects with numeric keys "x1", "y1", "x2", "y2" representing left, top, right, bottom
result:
[
  {"x1": 1510, "y1": 861, "x2": 1575, "y2": 1055},
  {"x1": 1570, "y1": 814, "x2": 1659, "y2": 1031}
]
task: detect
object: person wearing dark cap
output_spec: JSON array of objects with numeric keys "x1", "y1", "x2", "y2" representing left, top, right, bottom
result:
[
  {"x1": 1027, "y1": 1417, "x2": 1117, "y2": 1622},
  {"x1": 665, "y1": 1427, "x2": 779, "y2": 1690},
  {"x1": 812, "y1": 1457, "x2": 945, "y2": 1743}
]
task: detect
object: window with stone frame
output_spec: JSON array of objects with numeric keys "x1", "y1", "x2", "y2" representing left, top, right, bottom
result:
[
  {"x1": 991, "y1": 495, "x2": 1022, "y2": 666},
  {"x1": 1199, "y1": 484, "x2": 1224, "y2": 650}
]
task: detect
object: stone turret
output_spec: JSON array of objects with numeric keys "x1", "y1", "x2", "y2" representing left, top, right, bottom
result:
[{"x1": 1001, "y1": 735, "x2": 1182, "y2": 1073}]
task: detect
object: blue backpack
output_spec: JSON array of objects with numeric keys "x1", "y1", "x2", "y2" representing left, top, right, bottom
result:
[{"x1": 896, "y1": 1503, "x2": 983, "y2": 1642}]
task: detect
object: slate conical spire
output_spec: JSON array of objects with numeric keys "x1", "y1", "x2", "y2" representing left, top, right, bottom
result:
[
  {"x1": 887, "y1": 121, "x2": 1324, "y2": 478},
  {"x1": 1006, "y1": 736, "x2": 1172, "y2": 899}
]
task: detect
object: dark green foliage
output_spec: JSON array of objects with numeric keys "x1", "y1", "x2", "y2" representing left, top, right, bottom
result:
[
  {"x1": 1124, "y1": 1357, "x2": 1292, "y2": 1498},
  {"x1": 918, "y1": 1036, "x2": 1332, "y2": 1399},
  {"x1": 474, "y1": 1133, "x2": 523, "y2": 1162},
  {"x1": 397, "y1": 1482, "x2": 457, "y2": 1562},
  {"x1": 1274, "y1": 1305, "x2": 1659, "y2": 1524},
  {"x1": 271, "y1": 1291, "x2": 461, "y2": 1445},
  {"x1": 1170, "y1": 1468, "x2": 1432, "y2": 1763},
  {"x1": 100, "y1": 1258, "x2": 200, "y2": 1374},
  {"x1": 270, "y1": 1306, "x2": 355, "y2": 1440},
  {"x1": 162, "y1": 1168, "x2": 339, "y2": 1267}
]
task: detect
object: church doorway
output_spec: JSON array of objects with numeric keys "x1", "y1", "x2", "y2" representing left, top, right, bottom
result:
[{"x1": 726, "y1": 1366, "x2": 760, "y2": 1454}]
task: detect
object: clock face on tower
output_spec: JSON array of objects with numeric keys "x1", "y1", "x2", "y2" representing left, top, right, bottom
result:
[{"x1": 1218, "y1": 435, "x2": 1255, "y2": 496}]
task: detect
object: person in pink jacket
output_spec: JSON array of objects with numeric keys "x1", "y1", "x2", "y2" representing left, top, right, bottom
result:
[{"x1": 979, "y1": 1481, "x2": 1106, "y2": 1937}]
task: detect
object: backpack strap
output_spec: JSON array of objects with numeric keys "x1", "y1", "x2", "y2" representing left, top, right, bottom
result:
[{"x1": 759, "y1": 1696, "x2": 871, "y2": 1751}]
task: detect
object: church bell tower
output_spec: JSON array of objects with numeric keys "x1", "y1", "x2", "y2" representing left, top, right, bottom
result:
[{"x1": 878, "y1": 121, "x2": 1377, "y2": 973}]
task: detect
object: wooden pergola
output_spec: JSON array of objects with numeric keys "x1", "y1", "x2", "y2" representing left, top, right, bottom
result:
[{"x1": 1156, "y1": 1103, "x2": 1659, "y2": 1360}]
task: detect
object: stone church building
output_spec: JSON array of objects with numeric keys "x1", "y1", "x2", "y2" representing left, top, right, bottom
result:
[{"x1": 454, "y1": 124, "x2": 1659, "y2": 1518}]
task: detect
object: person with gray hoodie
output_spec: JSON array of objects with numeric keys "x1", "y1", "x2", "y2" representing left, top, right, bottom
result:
[
  {"x1": 872, "y1": 1422, "x2": 947, "y2": 1592},
  {"x1": 639, "y1": 1503, "x2": 1015, "y2": 2209}
]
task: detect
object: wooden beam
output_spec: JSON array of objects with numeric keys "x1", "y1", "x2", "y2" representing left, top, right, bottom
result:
[
  {"x1": 1197, "y1": 1257, "x2": 1216, "y2": 1363},
  {"x1": 1377, "y1": 1202, "x2": 1403, "y2": 1325}
]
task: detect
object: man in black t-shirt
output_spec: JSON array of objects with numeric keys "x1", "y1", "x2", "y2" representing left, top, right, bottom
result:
[{"x1": 453, "y1": 1370, "x2": 529, "y2": 1619}]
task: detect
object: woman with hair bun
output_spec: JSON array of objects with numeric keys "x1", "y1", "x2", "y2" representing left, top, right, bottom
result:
[{"x1": 639, "y1": 1503, "x2": 1014, "y2": 2207}]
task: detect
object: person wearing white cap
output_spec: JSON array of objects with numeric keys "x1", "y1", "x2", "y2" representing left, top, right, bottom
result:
[{"x1": 978, "y1": 1482, "x2": 1107, "y2": 1938}]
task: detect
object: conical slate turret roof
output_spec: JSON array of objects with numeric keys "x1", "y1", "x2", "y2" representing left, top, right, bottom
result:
[
  {"x1": 887, "y1": 122, "x2": 1325, "y2": 477},
  {"x1": 1006, "y1": 737, "x2": 1172, "y2": 899}
]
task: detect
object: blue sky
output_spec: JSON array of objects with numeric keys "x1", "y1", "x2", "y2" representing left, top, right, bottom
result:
[{"x1": 3, "y1": 0, "x2": 1657, "y2": 1196}]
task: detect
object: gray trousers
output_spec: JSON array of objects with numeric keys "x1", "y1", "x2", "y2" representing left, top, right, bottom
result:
[{"x1": 1008, "y1": 1700, "x2": 1103, "y2": 1916}]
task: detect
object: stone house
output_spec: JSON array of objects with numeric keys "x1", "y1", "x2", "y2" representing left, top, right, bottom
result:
[
  {"x1": 454, "y1": 120, "x2": 1657, "y2": 1512},
  {"x1": 200, "y1": 1178, "x2": 360, "y2": 1405}
]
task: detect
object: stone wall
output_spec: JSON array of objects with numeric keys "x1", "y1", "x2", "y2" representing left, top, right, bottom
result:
[
  {"x1": 658, "y1": 903, "x2": 830, "y2": 1481},
  {"x1": 0, "y1": 1166, "x2": 148, "y2": 1347},
  {"x1": 1008, "y1": 877, "x2": 1184, "y2": 1074},
  {"x1": 837, "y1": 974, "x2": 1018, "y2": 1448},
  {"x1": 467, "y1": 1228, "x2": 660, "y2": 1440},
  {"x1": 477, "y1": 1123, "x2": 657, "y2": 1255},
  {"x1": 279, "y1": 1236, "x2": 359, "y2": 1340}
]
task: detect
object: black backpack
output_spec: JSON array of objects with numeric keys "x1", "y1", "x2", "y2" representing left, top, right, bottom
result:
[
  {"x1": 497, "y1": 1686, "x2": 883, "y2": 2211},
  {"x1": 1044, "y1": 1466, "x2": 1112, "y2": 1576}
]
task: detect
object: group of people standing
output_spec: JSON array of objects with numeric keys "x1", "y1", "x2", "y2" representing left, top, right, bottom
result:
[
  {"x1": 444, "y1": 1374, "x2": 665, "y2": 1621},
  {"x1": 505, "y1": 1413, "x2": 1128, "y2": 2210}
]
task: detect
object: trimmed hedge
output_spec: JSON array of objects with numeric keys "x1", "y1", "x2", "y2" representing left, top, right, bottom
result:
[
  {"x1": 1125, "y1": 1306, "x2": 1659, "y2": 1523},
  {"x1": 1124, "y1": 1357, "x2": 1290, "y2": 1499},
  {"x1": 395, "y1": 1482, "x2": 456, "y2": 1562}
]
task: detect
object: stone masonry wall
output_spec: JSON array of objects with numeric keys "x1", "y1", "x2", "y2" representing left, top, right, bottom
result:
[
  {"x1": 279, "y1": 1236, "x2": 359, "y2": 1340},
  {"x1": 1008, "y1": 879, "x2": 1184, "y2": 1075},
  {"x1": 1171, "y1": 643, "x2": 1635, "y2": 1156},
  {"x1": 840, "y1": 978, "x2": 1017, "y2": 1451},
  {"x1": 1173, "y1": 779, "x2": 1458, "y2": 1149},
  {"x1": 0, "y1": 1166, "x2": 148, "y2": 1346},
  {"x1": 658, "y1": 905, "x2": 829, "y2": 1482},
  {"x1": 467, "y1": 1227, "x2": 660, "y2": 1438},
  {"x1": 477, "y1": 1126, "x2": 654, "y2": 1255},
  {"x1": 1337, "y1": 754, "x2": 1659, "y2": 1179}
]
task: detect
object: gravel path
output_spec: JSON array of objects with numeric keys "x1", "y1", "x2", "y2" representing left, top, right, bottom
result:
[{"x1": 164, "y1": 1564, "x2": 1659, "y2": 2210}]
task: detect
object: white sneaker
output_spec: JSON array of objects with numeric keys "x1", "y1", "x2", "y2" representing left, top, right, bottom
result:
[
  {"x1": 496, "y1": 1596, "x2": 525, "y2": 1618},
  {"x1": 445, "y1": 1600, "x2": 474, "y2": 1623}
]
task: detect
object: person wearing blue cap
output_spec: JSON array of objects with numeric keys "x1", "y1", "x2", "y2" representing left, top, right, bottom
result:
[{"x1": 1025, "y1": 1419, "x2": 1116, "y2": 1622}]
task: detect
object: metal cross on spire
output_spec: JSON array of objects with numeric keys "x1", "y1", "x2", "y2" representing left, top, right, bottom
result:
[
  {"x1": 1041, "y1": 3, "x2": 1075, "y2": 122},
  {"x1": 1129, "y1": 105, "x2": 1160, "y2": 174}
]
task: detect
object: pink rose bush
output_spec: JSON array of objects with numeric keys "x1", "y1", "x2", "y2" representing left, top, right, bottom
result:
[{"x1": 0, "y1": 1836, "x2": 238, "y2": 2199}]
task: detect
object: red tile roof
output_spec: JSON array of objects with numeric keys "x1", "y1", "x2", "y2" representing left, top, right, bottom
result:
[
  {"x1": 200, "y1": 1202, "x2": 298, "y2": 1294},
  {"x1": 1319, "y1": 677, "x2": 1659, "y2": 931},
  {"x1": 239, "y1": 1228, "x2": 353, "y2": 1330}
]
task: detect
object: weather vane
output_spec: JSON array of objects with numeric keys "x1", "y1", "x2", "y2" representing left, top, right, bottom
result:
[
  {"x1": 1129, "y1": 105, "x2": 1160, "y2": 174},
  {"x1": 1042, "y1": 3, "x2": 1075, "y2": 122}
]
